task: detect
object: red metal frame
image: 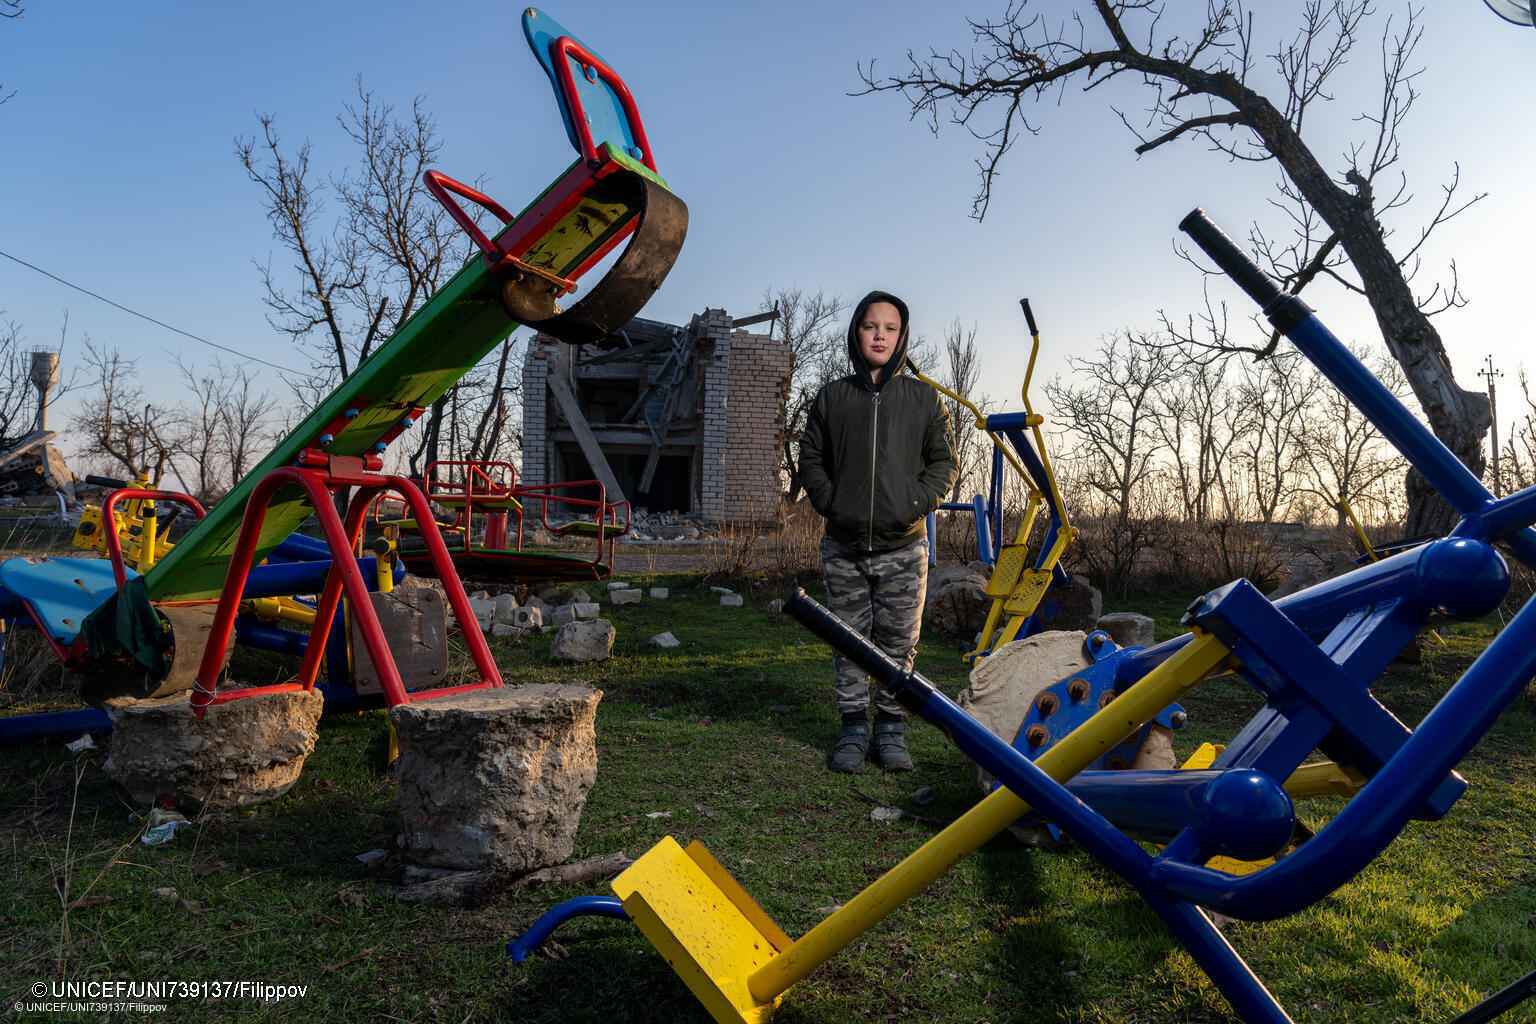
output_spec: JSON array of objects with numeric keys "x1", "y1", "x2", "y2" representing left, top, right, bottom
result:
[
  {"x1": 423, "y1": 160, "x2": 639, "y2": 285},
  {"x1": 378, "y1": 464, "x2": 630, "y2": 581},
  {"x1": 423, "y1": 460, "x2": 521, "y2": 550},
  {"x1": 516, "y1": 478, "x2": 631, "y2": 574},
  {"x1": 100, "y1": 489, "x2": 208, "y2": 589},
  {"x1": 188, "y1": 457, "x2": 502, "y2": 718},
  {"x1": 550, "y1": 35, "x2": 657, "y2": 172}
]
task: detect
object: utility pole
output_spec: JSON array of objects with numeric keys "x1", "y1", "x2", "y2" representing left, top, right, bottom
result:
[{"x1": 1480, "y1": 354, "x2": 1504, "y2": 497}]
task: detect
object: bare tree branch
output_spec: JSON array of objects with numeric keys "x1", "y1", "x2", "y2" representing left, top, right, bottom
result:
[{"x1": 863, "y1": 0, "x2": 1489, "y2": 532}]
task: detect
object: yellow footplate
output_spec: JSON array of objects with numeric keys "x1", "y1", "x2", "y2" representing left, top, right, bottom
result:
[
  {"x1": 985, "y1": 545, "x2": 1031, "y2": 598},
  {"x1": 1002, "y1": 568, "x2": 1053, "y2": 615},
  {"x1": 612, "y1": 836, "x2": 790, "y2": 1024}
]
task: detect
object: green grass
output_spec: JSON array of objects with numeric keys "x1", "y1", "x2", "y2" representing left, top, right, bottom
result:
[{"x1": 3, "y1": 575, "x2": 1536, "y2": 1022}]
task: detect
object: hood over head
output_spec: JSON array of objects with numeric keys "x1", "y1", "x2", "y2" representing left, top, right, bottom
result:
[{"x1": 846, "y1": 290, "x2": 910, "y2": 391}]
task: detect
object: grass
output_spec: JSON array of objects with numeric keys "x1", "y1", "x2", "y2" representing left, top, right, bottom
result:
[{"x1": 2, "y1": 573, "x2": 1536, "y2": 1023}]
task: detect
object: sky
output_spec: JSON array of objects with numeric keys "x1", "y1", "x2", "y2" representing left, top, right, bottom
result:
[{"x1": 2, "y1": 1, "x2": 1534, "y2": 464}]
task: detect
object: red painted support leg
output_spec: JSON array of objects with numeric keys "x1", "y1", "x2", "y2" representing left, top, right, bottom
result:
[{"x1": 189, "y1": 459, "x2": 501, "y2": 719}]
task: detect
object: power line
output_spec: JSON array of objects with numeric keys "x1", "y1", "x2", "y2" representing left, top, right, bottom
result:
[{"x1": 0, "y1": 247, "x2": 323, "y2": 379}]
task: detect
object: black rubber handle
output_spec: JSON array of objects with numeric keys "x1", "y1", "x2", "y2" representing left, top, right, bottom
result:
[
  {"x1": 1019, "y1": 298, "x2": 1038, "y2": 336},
  {"x1": 1178, "y1": 208, "x2": 1314, "y2": 332},
  {"x1": 784, "y1": 588, "x2": 936, "y2": 714},
  {"x1": 85, "y1": 474, "x2": 128, "y2": 489},
  {"x1": 1178, "y1": 208, "x2": 1285, "y2": 309}
]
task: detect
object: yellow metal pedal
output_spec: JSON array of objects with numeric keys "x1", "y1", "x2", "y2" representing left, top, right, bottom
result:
[
  {"x1": 984, "y1": 545, "x2": 1031, "y2": 598},
  {"x1": 612, "y1": 837, "x2": 788, "y2": 1024},
  {"x1": 1002, "y1": 568, "x2": 1052, "y2": 616}
]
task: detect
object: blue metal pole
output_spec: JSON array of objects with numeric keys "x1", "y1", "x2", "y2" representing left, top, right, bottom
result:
[
  {"x1": 1116, "y1": 537, "x2": 1508, "y2": 685},
  {"x1": 508, "y1": 896, "x2": 630, "y2": 962},
  {"x1": 785, "y1": 587, "x2": 1298, "y2": 1021},
  {"x1": 972, "y1": 494, "x2": 992, "y2": 564},
  {"x1": 1149, "y1": 585, "x2": 1536, "y2": 919}
]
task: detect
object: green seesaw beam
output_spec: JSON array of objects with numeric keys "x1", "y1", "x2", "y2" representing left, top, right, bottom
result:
[{"x1": 82, "y1": 145, "x2": 675, "y2": 625}]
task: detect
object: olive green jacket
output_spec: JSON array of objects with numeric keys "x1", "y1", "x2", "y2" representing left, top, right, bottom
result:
[{"x1": 798, "y1": 372, "x2": 958, "y2": 553}]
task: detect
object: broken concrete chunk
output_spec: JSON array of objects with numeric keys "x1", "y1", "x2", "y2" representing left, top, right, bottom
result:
[
  {"x1": 492, "y1": 593, "x2": 519, "y2": 625},
  {"x1": 1096, "y1": 611, "x2": 1155, "y2": 649},
  {"x1": 550, "y1": 619, "x2": 615, "y2": 662},
  {"x1": 610, "y1": 589, "x2": 642, "y2": 606},
  {"x1": 513, "y1": 605, "x2": 544, "y2": 629},
  {"x1": 392, "y1": 683, "x2": 601, "y2": 873},
  {"x1": 649, "y1": 587, "x2": 669, "y2": 599},
  {"x1": 551, "y1": 605, "x2": 577, "y2": 626},
  {"x1": 607, "y1": 581, "x2": 631, "y2": 591},
  {"x1": 719, "y1": 594, "x2": 744, "y2": 607},
  {"x1": 649, "y1": 631, "x2": 680, "y2": 649},
  {"x1": 103, "y1": 689, "x2": 324, "y2": 810},
  {"x1": 957, "y1": 631, "x2": 1089, "y2": 793},
  {"x1": 766, "y1": 598, "x2": 785, "y2": 614},
  {"x1": 573, "y1": 601, "x2": 602, "y2": 618}
]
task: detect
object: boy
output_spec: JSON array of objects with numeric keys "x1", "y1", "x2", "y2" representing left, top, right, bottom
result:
[{"x1": 797, "y1": 291, "x2": 958, "y2": 772}]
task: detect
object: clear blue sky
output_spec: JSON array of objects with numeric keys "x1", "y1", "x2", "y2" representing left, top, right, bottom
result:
[{"x1": 2, "y1": 1, "x2": 1533, "y2": 457}]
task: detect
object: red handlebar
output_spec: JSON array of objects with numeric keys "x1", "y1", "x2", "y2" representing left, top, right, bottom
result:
[{"x1": 101, "y1": 489, "x2": 207, "y2": 590}]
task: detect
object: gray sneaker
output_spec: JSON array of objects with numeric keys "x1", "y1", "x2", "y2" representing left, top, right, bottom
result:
[
  {"x1": 830, "y1": 720, "x2": 870, "y2": 773},
  {"x1": 871, "y1": 719, "x2": 914, "y2": 772}
]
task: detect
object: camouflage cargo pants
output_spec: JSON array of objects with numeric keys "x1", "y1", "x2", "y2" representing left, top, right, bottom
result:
[{"x1": 821, "y1": 535, "x2": 929, "y2": 719}]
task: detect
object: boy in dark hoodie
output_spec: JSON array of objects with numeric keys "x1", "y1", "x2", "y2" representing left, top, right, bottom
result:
[{"x1": 797, "y1": 291, "x2": 958, "y2": 772}]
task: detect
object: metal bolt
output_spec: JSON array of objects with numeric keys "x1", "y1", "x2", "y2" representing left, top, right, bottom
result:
[
  {"x1": 1170, "y1": 710, "x2": 1188, "y2": 728},
  {"x1": 1099, "y1": 689, "x2": 1118, "y2": 709},
  {"x1": 1035, "y1": 692, "x2": 1059, "y2": 716},
  {"x1": 1024, "y1": 724, "x2": 1049, "y2": 747},
  {"x1": 1067, "y1": 677, "x2": 1090, "y2": 702}
]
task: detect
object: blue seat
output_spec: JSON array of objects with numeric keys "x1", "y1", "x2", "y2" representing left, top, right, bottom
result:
[{"x1": 0, "y1": 556, "x2": 133, "y2": 647}]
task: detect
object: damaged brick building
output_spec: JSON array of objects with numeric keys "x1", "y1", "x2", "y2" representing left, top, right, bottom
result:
[{"x1": 520, "y1": 308, "x2": 791, "y2": 525}]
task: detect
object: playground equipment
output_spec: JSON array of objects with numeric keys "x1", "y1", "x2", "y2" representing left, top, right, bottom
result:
[
  {"x1": 917, "y1": 301, "x2": 1076, "y2": 662},
  {"x1": 0, "y1": 8, "x2": 684, "y2": 729},
  {"x1": 375, "y1": 460, "x2": 631, "y2": 584},
  {"x1": 513, "y1": 209, "x2": 1536, "y2": 1024}
]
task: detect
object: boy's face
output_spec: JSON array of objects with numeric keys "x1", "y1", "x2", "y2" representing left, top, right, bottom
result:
[{"x1": 857, "y1": 301, "x2": 902, "y2": 371}]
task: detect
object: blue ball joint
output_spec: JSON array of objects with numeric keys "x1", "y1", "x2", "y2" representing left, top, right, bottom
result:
[{"x1": 1196, "y1": 769, "x2": 1295, "y2": 862}]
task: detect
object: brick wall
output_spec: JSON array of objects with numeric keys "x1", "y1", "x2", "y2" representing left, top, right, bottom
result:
[
  {"x1": 519, "y1": 342, "x2": 553, "y2": 489},
  {"x1": 520, "y1": 309, "x2": 790, "y2": 525}
]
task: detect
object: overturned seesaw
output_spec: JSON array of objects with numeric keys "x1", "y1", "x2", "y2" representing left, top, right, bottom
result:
[{"x1": 511, "y1": 211, "x2": 1536, "y2": 1024}]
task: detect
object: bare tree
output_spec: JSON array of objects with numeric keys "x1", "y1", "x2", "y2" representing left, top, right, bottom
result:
[
  {"x1": 771, "y1": 287, "x2": 847, "y2": 501},
  {"x1": 1231, "y1": 352, "x2": 1319, "y2": 523},
  {"x1": 172, "y1": 357, "x2": 277, "y2": 501},
  {"x1": 174, "y1": 357, "x2": 224, "y2": 502},
  {"x1": 1044, "y1": 331, "x2": 1175, "y2": 522},
  {"x1": 73, "y1": 340, "x2": 178, "y2": 484},
  {"x1": 1153, "y1": 356, "x2": 1238, "y2": 522},
  {"x1": 1295, "y1": 346, "x2": 1410, "y2": 525},
  {"x1": 465, "y1": 336, "x2": 523, "y2": 464},
  {"x1": 0, "y1": 318, "x2": 39, "y2": 443},
  {"x1": 238, "y1": 79, "x2": 465, "y2": 384},
  {"x1": 1499, "y1": 369, "x2": 1536, "y2": 496},
  {"x1": 861, "y1": 1, "x2": 1487, "y2": 535},
  {"x1": 937, "y1": 318, "x2": 992, "y2": 503},
  {"x1": 219, "y1": 364, "x2": 278, "y2": 486}
]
